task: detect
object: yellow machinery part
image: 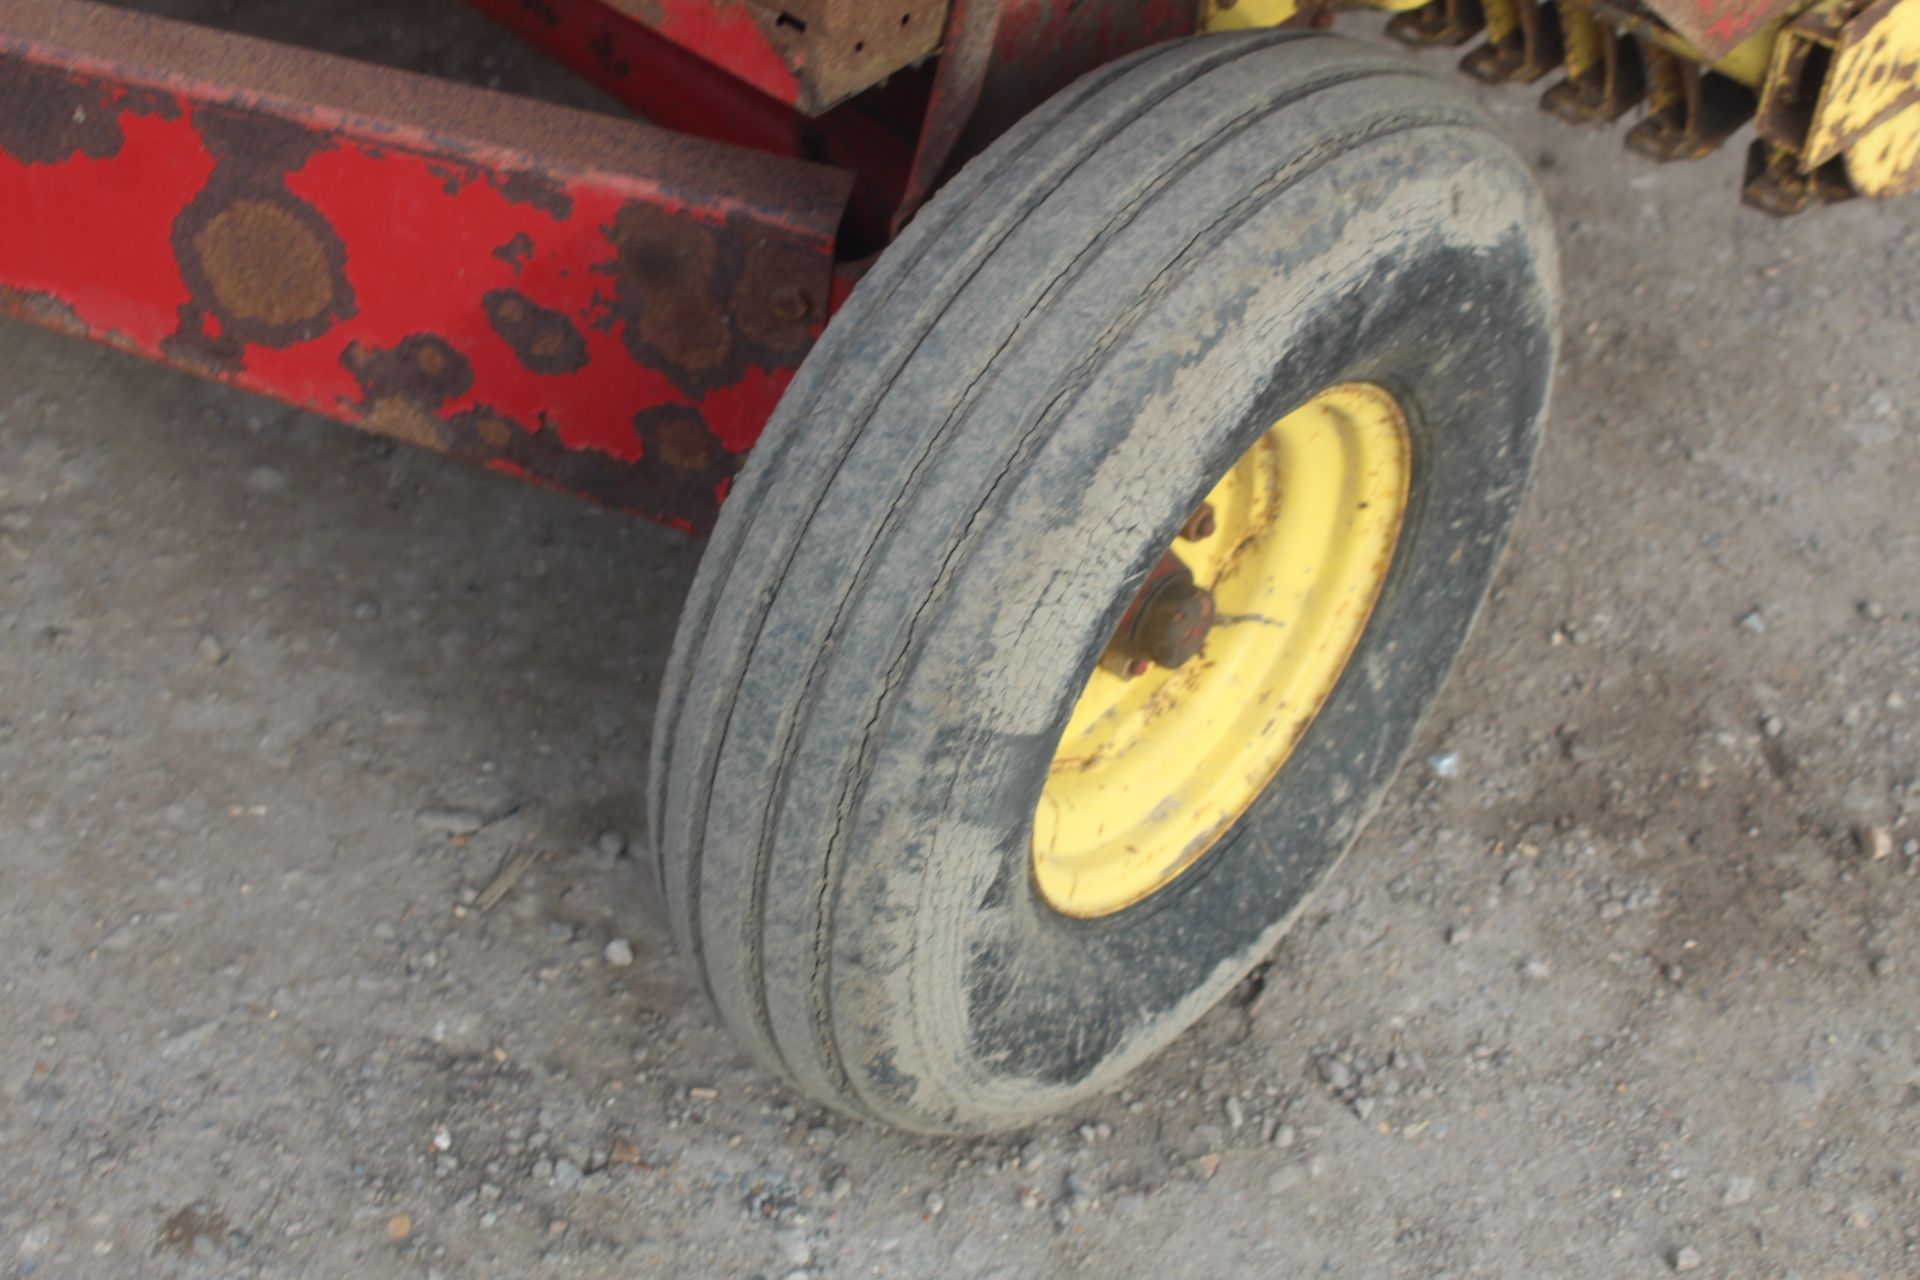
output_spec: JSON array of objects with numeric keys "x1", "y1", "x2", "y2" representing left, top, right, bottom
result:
[{"x1": 1200, "y1": 0, "x2": 1919, "y2": 211}]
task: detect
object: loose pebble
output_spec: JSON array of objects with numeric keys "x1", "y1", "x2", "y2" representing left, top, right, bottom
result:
[
  {"x1": 604, "y1": 938, "x2": 635, "y2": 967},
  {"x1": 1858, "y1": 824, "x2": 1893, "y2": 860},
  {"x1": 1671, "y1": 1245, "x2": 1702, "y2": 1272},
  {"x1": 416, "y1": 807, "x2": 485, "y2": 836}
]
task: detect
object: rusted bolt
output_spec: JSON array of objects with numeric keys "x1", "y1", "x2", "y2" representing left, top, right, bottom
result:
[
  {"x1": 1107, "y1": 551, "x2": 1216, "y2": 675},
  {"x1": 1133, "y1": 572, "x2": 1215, "y2": 670},
  {"x1": 1179, "y1": 503, "x2": 1216, "y2": 542},
  {"x1": 769, "y1": 286, "x2": 810, "y2": 323}
]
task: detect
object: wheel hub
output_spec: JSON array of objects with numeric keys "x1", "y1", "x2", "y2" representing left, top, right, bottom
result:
[{"x1": 1031, "y1": 382, "x2": 1414, "y2": 919}]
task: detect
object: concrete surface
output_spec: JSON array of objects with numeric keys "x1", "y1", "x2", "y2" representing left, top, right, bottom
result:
[{"x1": 3, "y1": 4, "x2": 1918, "y2": 1277}]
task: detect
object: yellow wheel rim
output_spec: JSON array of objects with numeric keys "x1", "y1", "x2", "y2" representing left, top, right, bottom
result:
[{"x1": 1031, "y1": 382, "x2": 1413, "y2": 919}]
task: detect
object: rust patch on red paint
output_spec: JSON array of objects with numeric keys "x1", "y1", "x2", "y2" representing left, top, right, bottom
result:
[
  {"x1": 166, "y1": 109, "x2": 354, "y2": 365},
  {"x1": 492, "y1": 232, "x2": 536, "y2": 272},
  {"x1": 633, "y1": 403, "x2": 745, "y2": 504},
  {"x1": 731, "y1": 238, "x2": 821, "y2": 353},
  {"x1": 649, "y1": 407, "x2": 714, "y2": 473},
  {"x1": 0, "y1": 60, "x2": 179, "y2": 165},
  {"x1": 492, "y1": 169, "x2": 574, "y2": 220},
  {"x1": 601, "y1": 203, "x2": 730, "y2": 375},
  {"x1": 484, "y1": 289, "x2": 590, "y2": 375},
  {"x1": 0, "y1": 282, "x2": 87, "y2": 334},
  {"x1": 191, "y1": 199, "x2": 337, "y2": 326}
]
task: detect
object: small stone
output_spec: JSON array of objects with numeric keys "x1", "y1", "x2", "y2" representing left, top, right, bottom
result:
[
  {"x1": 416, "y1": 807, "x2": 484, "y2": 835},
  {"x1": 1272, "y1": 1124, "x2": 1296, "y2": 1150},
  {"x1": 1523, "y1": 957, "x2": 1552, "y2": 981},
  {"x1": 1723, "y1": 1175, "x2": 1755, "y2": 1206},
  {"x1": 1017, "y1": 1186, "x2": 1043, "y2": 1211},
  {"x1": 776, "y1": 1228, "x2": 811, "y2": 1266},
  {"x1": 1446, "y1": 925, "x2": 1471, "y2": 946},
  {"x1": 923, "y1": 1190, "x2": 944, "y2": 1218},
  {"x1": 1224, "y1": 1097, "x2": 1245, "y2": 1130},
  {"x1": 686, "y1": 1085, "x2": 718, "y2": 1101},
  {"x1": 1350, "y1": 1096, "x2": 1375, "y2": 1121},
  {"x1": 1872, "y1": 955, "x2": 1895, "y2": 978},
  {"x1": 1671, "y1": 1245, "x2": 1702, "y2": 1272},
  {"x1": 553, "y1": 1158, "x2": 584, "y2": 1189},
  {"x1": 244, "y1": 466, "x2": 288, "y2": 495},
  {"x1": 827, "y1": 1175, "x2": 852, "y2": 1201},
  {"x1": 386, "y1": 1214, "x2": 412, "y2": 1241},
  {"x1": 1761, "y1": 714, "x2": 1784, "y2": 739},
  {"x1": 1317, "y1": 1056, "x2": 1355, "y2": 1091},
  {"x1": 596, "y1": 830, "x2": 627, "y2": 859},
  {"x1": 1428, "y1": 752, "x2": 1461, "y2": 780},
  {"x1": 196, "y1": 633, "x2": 226, "y2": 665},
  {"x1": 1738, "y1": 608, "x2": 1767, "y2": 634},
  {"x1": 603, "y1": 939, "x2": 635, "y2": 967},
  {"x1": 1193, "y1": 1152, "x2": 1221, "y2": 1181},
  {"x1": 1860, "y1": 600, "x2": 1884, "y2": 621},
  {"x1": 1858, "y1": 825, "x2": 1893, "y2": 861}
]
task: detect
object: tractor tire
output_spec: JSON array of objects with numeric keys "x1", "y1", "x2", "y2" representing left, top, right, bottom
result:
[{"x1": 650, "y1": 29, "x2": 1558, "y2": 1133}]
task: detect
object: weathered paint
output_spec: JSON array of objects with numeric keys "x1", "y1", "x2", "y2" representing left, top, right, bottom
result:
[
  {"x1": 459, "y1": 0, "x2": 918, "y2": 247},
  {"x1": 0, "y1": 0, "x2": 852, "y2": 533}
]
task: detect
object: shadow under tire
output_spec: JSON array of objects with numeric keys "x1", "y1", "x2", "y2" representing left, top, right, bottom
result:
[{"x1": 650, "y1": 30, "x2": 1559, "y2": 1133}]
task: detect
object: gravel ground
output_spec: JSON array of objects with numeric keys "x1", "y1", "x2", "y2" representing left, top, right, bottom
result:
[{"x1": 3, "y1": 5, "x2": 1919, "y2": 1278}]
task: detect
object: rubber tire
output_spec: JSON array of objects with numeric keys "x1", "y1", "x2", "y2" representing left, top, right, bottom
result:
[{"x1": 650, "y1": 30, "x2": 1558, "y2": 1133}]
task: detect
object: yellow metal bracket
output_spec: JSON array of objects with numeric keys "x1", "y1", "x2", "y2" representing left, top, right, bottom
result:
[{"x1": 1755, "y1": 0, "x2": 1920, "y2": 196}]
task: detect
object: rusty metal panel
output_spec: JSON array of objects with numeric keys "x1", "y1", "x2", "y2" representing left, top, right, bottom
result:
[
  {"x1": 1757, "y1": 0, "x2": 1920, "y2": 170},
  {"x1": 602, "y1": 0, "x2": 948, "y2": 114},
  {"x1": 459, "y1": 0, "x2": 917, "y2": 250},
  {"x1": 895, "y1": 0, "x2": 1193, "y2": 225},
  {"x1": 1637, "y1": 0, "x2": 1802, "y2": 60},
  {"x1": 0, "y1": 0, "x2": 854, "y2": 533}
]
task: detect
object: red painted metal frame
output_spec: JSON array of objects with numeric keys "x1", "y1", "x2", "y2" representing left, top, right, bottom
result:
[
  {"x1": 0, "y1": 0, "x2": 851, "y2": 533},
  {"x1": 0, "y1": 0, "x2": 1194, "y2": 533},
  {"x1": 460, "y1": 0, "x2": 919, "y2": 249}
]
